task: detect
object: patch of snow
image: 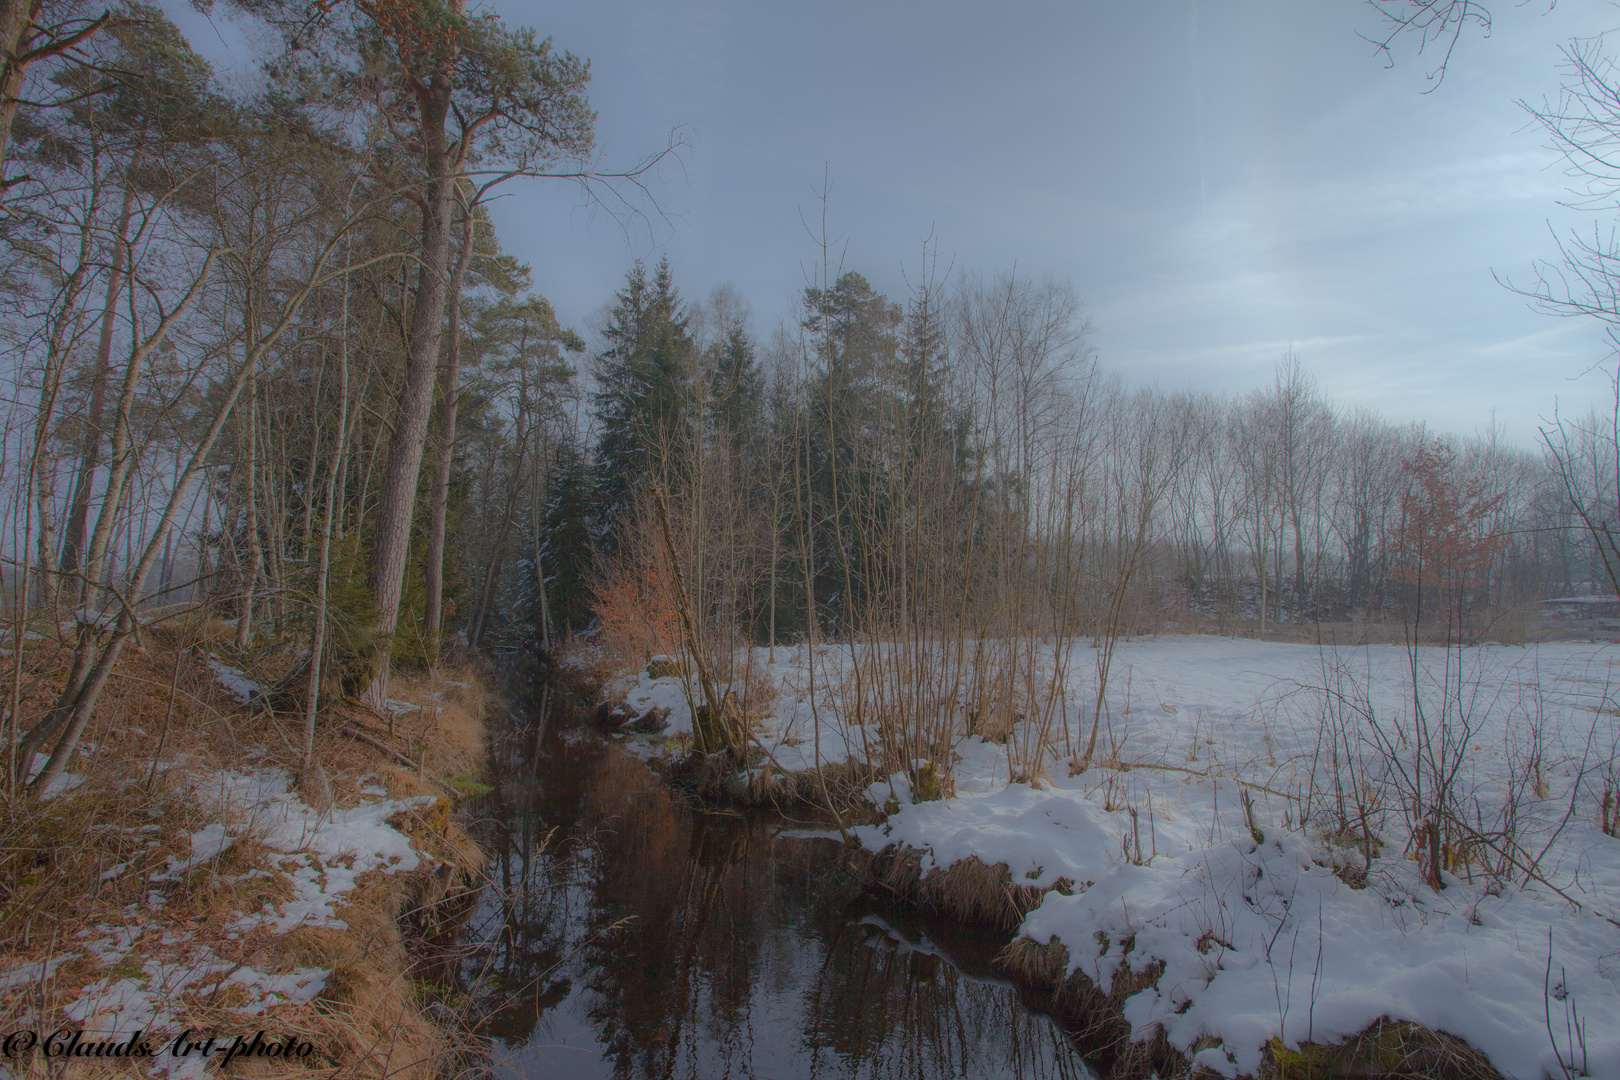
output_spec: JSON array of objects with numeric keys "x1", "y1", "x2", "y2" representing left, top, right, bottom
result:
[
  {"x1": 20, "y1": 764, "x2": 440, "y2": 1075},
  {"x1": 206, "y1": 656, "x2": 261, "y2": 703},
  {"x1": 171, "y1": 768, "x2": 436, "y2": 935},
  {"x1": 0, "y1": 955, "x2": 73, "y2": 990},
  {"x1": 74, "y1": 607, "x2": 118, "y2": 630},
  {"x1": 38, "y1": 771, "x2": 85, "y2": 800}
]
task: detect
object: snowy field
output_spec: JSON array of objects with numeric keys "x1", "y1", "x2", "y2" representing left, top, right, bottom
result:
[{"x1": 610, "y1": 636, "x2": 1620, "y2": 1078}]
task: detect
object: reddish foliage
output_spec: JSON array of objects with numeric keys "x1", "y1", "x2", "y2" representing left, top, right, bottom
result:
[
  {"x1": 591, "y1": 543, "x2": 682, "y2": 667},
  {"x1": 1389, "y1": 439, "x2": 1508, "y2": 595}
]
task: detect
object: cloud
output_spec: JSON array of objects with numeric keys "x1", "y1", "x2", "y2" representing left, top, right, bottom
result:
[
  {"x1": 1155, "y1": 334, "x2": 1369, "y2": 362},
  {"x1": 1194, "y1": 153, "x2": 1565, "y2": 248},
  {"x1": 1476, "y1": 322, "x2": 1585, "y2": 358}
]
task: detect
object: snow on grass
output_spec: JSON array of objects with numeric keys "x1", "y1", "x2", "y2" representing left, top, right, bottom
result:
[
  {"x1": 1, "y1": 765, "x2": 438, "y2": 1076},
  {"x1": 205, "y1": 656, "x2": 261, "y2": 703},
  {"x1": 182, "y1": 768, "x2": 437, "y2": 934},
  {"x1": 62, "y1": 937, "x2": 327, "y2": 1078},
  {"x1": 627, "y1": 635, "x2": 1620, "y2": 1078},
  {"x1": 615, "y1": 645, "x2": 870, "y2": 768}
]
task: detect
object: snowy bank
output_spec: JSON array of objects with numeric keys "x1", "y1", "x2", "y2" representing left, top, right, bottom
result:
[{"x1": 615, "y1": 636, "x2": 1620, "y2": 1078}]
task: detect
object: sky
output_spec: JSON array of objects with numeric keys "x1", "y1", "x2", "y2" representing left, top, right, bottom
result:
[{"x1": 171, "y1": 0, "x2": 1620, "y2": 443}]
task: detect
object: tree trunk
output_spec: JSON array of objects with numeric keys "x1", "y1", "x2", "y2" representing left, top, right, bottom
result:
[
  {"x1": 1293, "y1": 506, "x2": 1307, "y2": 605},
  {"x1": 366, "y1": 74, "x2": 458, "y2": 705},
  {"x1": 0, "y1": 1, "x2": 109, "y2": 185},
  {"x1": 423, "y1": 192, "x2": 475, "y2": 667},
  {"x1": 235, "y1": 361, "x2": 260, "y2": 648},
  {"x1": 28, "y1": 171, "x2": 100, "y2": 611},
  {"x1": 61, "y1": 182, "x2": 136, "y2": 578},
  {"x1": 0, "y1": 1, "x2": 41, "y2": 179}
]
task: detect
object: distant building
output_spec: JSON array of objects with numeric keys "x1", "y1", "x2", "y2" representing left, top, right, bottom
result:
[{"x1": 1542, "y1": 595, "x2": 1620, "y2": 619}]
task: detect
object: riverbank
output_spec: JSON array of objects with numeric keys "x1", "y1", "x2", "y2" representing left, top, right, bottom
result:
[
  {"x1": 593, "y1": 635, "x2": 1620, "y2": 1080},
  {"x1": 461, "y1": 674, "x2": 1097, "y2": 1079},
  {"x1": 0, "y1": 618, "x2": 491, "y2": 1079}
]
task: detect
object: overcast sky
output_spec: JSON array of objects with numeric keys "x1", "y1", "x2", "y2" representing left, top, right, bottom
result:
[{"x1": 174, "y1": 0, "x2": 1620, "y2": 443}]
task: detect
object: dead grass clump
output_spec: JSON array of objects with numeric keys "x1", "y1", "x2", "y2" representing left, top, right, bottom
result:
[
  {"x1": 663, "y1": 750, "x2": 878, "y2": 818},
  {"x1": 1261, "y1": 1018, "x2": 1504, "y2": 1080},
  {"x1": 758, "y1": 758, "x2": 880, "y2": 818},
  {"x1": 995, "y1": 934, "x2": 1071, "y2": 986},
  {"x1": 920, "y1": 856, "x2": 1046, "y2": 930},
  {"x1": 863, "y1": 846, "x2": 1048, "y2": 934},
  {"x1": 990, "y1": 934, "x2": 1187, "y2": 1079}
]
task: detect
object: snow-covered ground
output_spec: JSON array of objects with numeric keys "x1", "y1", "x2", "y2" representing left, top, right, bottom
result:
[
  {"x1": 4, "y1": 764, "x2": 443, "y2": 1075},
  {"x1": 3, "y1": 742, "x2": 440, "y2": 1079},
  {"x1": 612, "y1": 636, "x2": 1620, "y2": 1078}
]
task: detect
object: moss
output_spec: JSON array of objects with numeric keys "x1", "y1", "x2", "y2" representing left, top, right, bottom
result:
[
  {"x1": 449, "y1": 775, "x2": 493, "y2": 799},
  {"x1": 913, "y1": 761, "x2": 942, "y2": 802},
  {"x1": 1269, "y1": 1037, "x2": 1335, "y2": 1079},
  {"x1": 646, "y1": 655, "x2": 684, "y2": 679}
]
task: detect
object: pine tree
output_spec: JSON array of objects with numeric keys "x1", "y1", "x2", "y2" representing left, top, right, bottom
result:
[
  {"x1": 536, "y1": 440, "x2": 594, "y2": 639},
  {"x1": 591, "y1": 256, "x2": 695, "y2": 541},
  {"x1": 799, "y1": 270, "x2": 902, "y2": 633},
  {"x1": 706, "y1": 319, "x2": 761, "y2": 452}
]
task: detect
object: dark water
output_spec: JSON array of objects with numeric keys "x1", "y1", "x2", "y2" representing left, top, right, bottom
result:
[{"x1": 463, "y1": 675, "x2": 1095, "y2": 1080}]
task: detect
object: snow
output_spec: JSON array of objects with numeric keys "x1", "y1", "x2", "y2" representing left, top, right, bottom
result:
[
  {"x1": 0, "y1": 765, "x2": 438, "y2": 1076},
  {"x1": 174, "y1": 768, "x2": 437, "y2": 934},
  {"x1": 206, "y1": 656, "x2": 261, "y2": 703},
  {"x1": 62, "y1": 941, "x2": 327, "y2": 1078},
  {"x1": 615, "y1": 645, "x2": 869, "y2": 769},
  {"x1": 634, "y1": 636, "x2": 1620, "y2": 1078},
  {"x1": 74, "y1": 607, "x2": 118, "y2": 630},
  {"x1": 0, "y1": 955, "x2": 73, "y2": 991}
]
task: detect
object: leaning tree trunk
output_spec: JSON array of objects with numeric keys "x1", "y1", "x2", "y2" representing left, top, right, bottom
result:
[{"x1": 61, "y1": 182, "x2": 136, "y2": 578}]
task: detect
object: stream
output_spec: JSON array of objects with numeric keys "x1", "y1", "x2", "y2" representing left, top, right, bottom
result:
[{"x1": 462, "y1": 668, "x2": 1098, "y2": 1080}]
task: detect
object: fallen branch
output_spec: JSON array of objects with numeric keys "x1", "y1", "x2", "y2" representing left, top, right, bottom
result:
[{"x1": 336, "y1": 723, "x2": 457, "y2": 795}]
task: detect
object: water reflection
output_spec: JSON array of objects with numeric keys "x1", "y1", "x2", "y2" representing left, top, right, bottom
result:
[{"x1": 465, "y1": 680, "x2": 1094, "y2": 1080}]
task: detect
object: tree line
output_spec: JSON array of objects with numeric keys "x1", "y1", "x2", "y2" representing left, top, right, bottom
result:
[{"x1": 0, "y1": 1, "x2": 1608, "y2": 793}]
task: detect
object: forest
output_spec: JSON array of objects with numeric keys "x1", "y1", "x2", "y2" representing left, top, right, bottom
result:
[
  {"x1": 2, "y1": 2, "x2": 1619, "y2": 1079},
  {"x1": 0, "y1": 1, "x2": 1606, "y2": 786}
]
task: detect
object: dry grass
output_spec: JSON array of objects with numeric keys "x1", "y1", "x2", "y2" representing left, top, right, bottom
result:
[
  {"x1": 0, "y1": 615, "x2": 490, "y2": 1078},
  {"x1": 1259, "y1": 1018, "x2": 1503, "y2": 1080},
  {"x1": 861, "y1": 845, "x2": 1053, "y2": 934},
  {"x1": 993, "y1": 935, "x2": 1186, "y2": 1079},
  {"x1": 657, "y1": 742, "x2": 879, "y2": 817}
]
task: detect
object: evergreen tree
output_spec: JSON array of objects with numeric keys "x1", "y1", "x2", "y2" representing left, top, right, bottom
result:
[
  {"x1": 799, "y1": 270, "x2": 902, "y2": 633},
  {"x1": 591, "y1": 256, "x2": 695, "y2": 541},
  {"x1": 537, "y1": 440, "x2": 594, "y2": 638},
  {"x1": 706, "y1": 318, "x2": 761, "y2": 452}
]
